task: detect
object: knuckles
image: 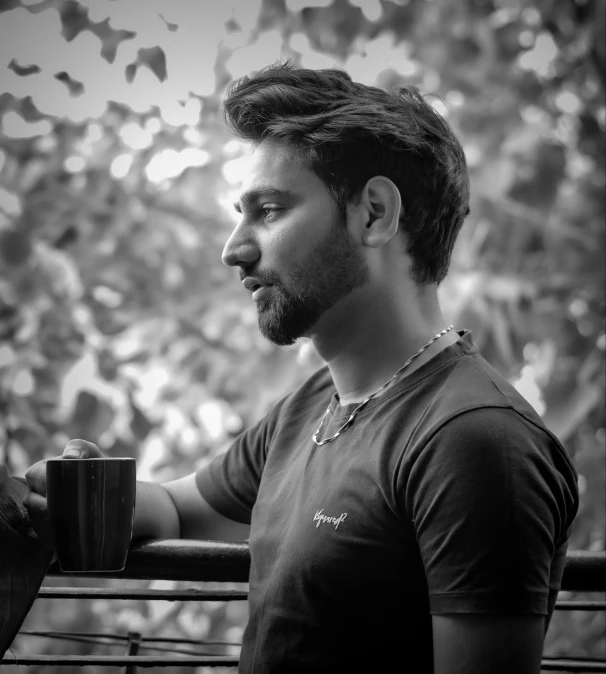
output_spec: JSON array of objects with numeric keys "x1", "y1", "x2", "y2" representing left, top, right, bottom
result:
[{"x1": 64, "y1": 439, "x2": 102, "y2": 458}]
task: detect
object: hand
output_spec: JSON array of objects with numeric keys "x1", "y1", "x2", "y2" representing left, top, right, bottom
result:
[{"x1": 24, "y1": 439, "x2": 103, "y2": 548}]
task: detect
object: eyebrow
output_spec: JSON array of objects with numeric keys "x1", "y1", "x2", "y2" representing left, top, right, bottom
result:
[{"x1": 233, "y1": 187, "x2": 295, "y2": 212}]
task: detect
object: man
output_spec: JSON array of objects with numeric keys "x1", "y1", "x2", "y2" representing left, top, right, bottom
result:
[{"x1": 25, "y1": 63, "x2": 579, "y2": 673}]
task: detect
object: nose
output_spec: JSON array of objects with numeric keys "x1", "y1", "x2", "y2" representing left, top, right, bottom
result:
[{"x1": 221, "y1": 223, "x2": 260, "y2": 268}]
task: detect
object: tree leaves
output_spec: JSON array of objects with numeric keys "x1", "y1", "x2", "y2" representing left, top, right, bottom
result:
[
  {"x1": 0, "y1": 0, "x2": 600, "y2": 521},
  {"x1": 0, "y1": 226, "x2": 31, "y2": 266},
  {"x1": 0, "y1": 0, "x2": 603, "y2": 665},
  {"x1": 7, "y1": 58, "x2": 40, "y2": 77},
  {"x1": 126, "y1": 46, "x2": 168, "y2": 83}
]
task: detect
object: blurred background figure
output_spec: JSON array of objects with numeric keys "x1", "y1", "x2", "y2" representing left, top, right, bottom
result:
[{"x1": 0, "y1": 0, "x2": 603, "y2": 671}]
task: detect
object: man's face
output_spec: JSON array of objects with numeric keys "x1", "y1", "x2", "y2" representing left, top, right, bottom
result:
[{"x1": 222, "y1": 143, "x2": 369, "y2": 345}]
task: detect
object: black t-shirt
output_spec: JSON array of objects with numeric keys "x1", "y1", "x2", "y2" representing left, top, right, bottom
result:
[{"x1": 196, "y1": 331, "x2": 579, "y2": 673}]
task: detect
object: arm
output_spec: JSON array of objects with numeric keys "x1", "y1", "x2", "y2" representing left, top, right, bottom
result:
[
  {"x1": 24, "y1": 440, "x2": 250, "y2": 546},
  {"x1": 432, "y1": 614, "x2": 545, "y2": 674},
  {"x1": 154, "y1": 472, "x2": 250, "y2": 541},
  {"x1": 401, "y1": 408, "x2": 578, "y2": 674}
]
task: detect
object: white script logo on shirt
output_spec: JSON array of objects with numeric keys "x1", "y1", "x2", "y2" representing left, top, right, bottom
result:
[{"x1": 313, "y1": 509, "x2": 348, "y2": 530}]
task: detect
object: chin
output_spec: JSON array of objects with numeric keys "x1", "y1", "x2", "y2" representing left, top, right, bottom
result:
[
  {"x1": 258, "y1": 316, "x2": 302, "y2": 346},
  {"x1": 258, "y1": 314, "x2": 317, "y2": 347}
]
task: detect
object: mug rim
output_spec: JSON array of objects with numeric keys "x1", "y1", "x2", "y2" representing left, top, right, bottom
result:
[{"x1": 46, "y1": 457, "x2": 136, "y2": 462}]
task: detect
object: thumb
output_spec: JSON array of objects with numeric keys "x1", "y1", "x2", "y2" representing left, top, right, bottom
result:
[{"x1": 62, "y1": 439, "x2": 103, "y2": 459}]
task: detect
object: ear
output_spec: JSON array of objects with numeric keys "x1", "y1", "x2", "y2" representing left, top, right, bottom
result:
[{"x1": 353, "y1": 176, "x2": 401, "y2": 248}]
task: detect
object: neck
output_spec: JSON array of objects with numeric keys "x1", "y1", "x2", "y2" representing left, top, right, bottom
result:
[{"x1": 310, "y1": 283, "x2": 457, "y2": 405}]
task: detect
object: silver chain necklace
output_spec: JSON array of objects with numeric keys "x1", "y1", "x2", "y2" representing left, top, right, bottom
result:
[{"x1": 312, "y1": 325, "x2": 455, "y2": 446}]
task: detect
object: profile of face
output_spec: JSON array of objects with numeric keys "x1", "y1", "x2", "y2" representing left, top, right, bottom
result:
[
  {"x1": 222, "y1": 143, "x2": 369, "y2": 345},
  {"x1": 252, "y1": 213, "x2": 369, "y2": 345}
]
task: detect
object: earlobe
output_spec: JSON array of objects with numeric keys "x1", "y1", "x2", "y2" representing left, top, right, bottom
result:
[{"x1": 360, "y1": 176, "x2": 401, "y2": 248}]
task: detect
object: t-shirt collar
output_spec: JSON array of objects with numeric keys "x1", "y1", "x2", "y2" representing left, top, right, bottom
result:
[{"x1": 328, "y1": 329, "x2": 474, "y2": 420}]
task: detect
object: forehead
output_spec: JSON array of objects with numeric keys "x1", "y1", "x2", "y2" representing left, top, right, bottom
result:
[{"x1": 239, "y1": 141, "x2": 327, "y2": 197}]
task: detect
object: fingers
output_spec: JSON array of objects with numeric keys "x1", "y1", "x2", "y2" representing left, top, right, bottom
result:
[
  {"x1": 25, "y1": 439, "x2": 102, "y2": 495},
  {"x1": 25, "y1": 459, "x2": 49, "y2": 496},
  {"x1": 63, "y1": 439, "x2": 103, "y2": 459}
]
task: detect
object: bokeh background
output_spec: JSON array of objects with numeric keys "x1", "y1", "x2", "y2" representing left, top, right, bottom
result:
[{"x1": 0, "y1": 0, "x2": 604, "y2": 671}]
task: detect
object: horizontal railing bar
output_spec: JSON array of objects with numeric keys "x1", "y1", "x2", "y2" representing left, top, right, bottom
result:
[
  {"x1": 47, "y1": 539, "x2": 250, "y2": 582},
  {"x1": 555, "y1": 601, "x2": 606, "y2": 610},
  {"x1": 1, "y1": 655, "x2": 602, "y2": 671},
  {"x1": 46, "y1": 544, "x2": 606, "y2": 591},
  {"x1": 540, "y1": 658, "x2": 606, "y2": 672},
  {"x1": 37, "y1": 589, "x2": 604, "y2": 608},
  {"x1": 0, "y1": 655, "x2": 238, "y2": 667},
  {"x1": 13, "y1": 634, "x2": 218, "y2": 657},
  {"x1": 561, "y1": 550, "x2": 606, "y2": 592},
  {"x1": 20, "y1": 630, "x2": 241, "y2": 647},
  {"x1": 38, "y1": 587, "x2": 248, "y2": 601}
]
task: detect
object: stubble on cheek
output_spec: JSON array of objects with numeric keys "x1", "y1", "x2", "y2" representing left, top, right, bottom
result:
[{"x1": 253, "y1": 218, "x2": 369, "y2": 345}]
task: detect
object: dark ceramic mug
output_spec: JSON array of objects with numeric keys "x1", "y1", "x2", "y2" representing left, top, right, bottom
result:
[{"x1": 46, "y1": 457, "x2": 136, "y2": 572}]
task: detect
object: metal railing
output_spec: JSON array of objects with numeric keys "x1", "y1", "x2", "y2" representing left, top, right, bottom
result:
[{"x1": 2, "y1": 543, "x2": 605, "y2": 671}]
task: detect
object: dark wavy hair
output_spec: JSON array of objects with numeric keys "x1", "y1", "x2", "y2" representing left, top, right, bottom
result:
[{"x1": 223, "y1": 61, "x2": 470, "y2": 285}]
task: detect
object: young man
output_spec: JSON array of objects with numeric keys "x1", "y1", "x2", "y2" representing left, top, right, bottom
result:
[{"x1": 25, "y1": 63, "x2": 579, "y2": 673}]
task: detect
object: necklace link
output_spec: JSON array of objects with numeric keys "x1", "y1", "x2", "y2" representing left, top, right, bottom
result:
[{"x1": 312, "y1": 326, "x2": 455, "y2": 446}]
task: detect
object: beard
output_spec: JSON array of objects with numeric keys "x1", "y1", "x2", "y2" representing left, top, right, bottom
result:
[{"x1": 250, "y1": 217, "x2": 369, "y2": 346}]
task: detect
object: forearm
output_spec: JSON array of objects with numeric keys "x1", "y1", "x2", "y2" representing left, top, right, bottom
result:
[{"x1": 133, "y1": 480, "x2": 181, "y2": 541}]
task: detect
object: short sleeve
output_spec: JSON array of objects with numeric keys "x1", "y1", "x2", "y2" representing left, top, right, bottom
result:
[
  {"x1": 196, "y1": 412, "x2": 276, "y2": 524},
  {"x1": 400, "y1": 407, "x2": 579, "y2": 616}
]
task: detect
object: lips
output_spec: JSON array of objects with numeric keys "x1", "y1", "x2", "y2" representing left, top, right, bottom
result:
[
  {"x1": 242, "y1": 277, "x2": 271, "y2": 292},
  {"x1": 252, "y1": 285, "x2": 273, "y2": 302}
]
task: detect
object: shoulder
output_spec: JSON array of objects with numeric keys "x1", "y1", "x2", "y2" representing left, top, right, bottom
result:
[
  {"x1": 405, "y1": 332, "x2": 571, "y2": 465},
  {"x1": 401, "y1": 406, "x2": 579, "y2": 549},
  {"x1": 406, "y1": 406, "x2": 577, "y2": 497},
  {"x1": 430, "y1": 342, "x2": 547, "y2": 430}
]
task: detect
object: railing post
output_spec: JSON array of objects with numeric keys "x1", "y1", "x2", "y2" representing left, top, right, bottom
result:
[{"x1": 124, "y1": 631, "x2": 141, "y2": 674}]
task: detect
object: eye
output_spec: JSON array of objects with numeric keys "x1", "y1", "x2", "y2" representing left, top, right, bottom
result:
[{"x1": 262, "y1": 206, "x2": 283, "y2": 221}]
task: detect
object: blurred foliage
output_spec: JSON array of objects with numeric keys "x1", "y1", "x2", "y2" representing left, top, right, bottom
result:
[{"x1": 0, "y1": 0, "x2": 604, "y2": 671}]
